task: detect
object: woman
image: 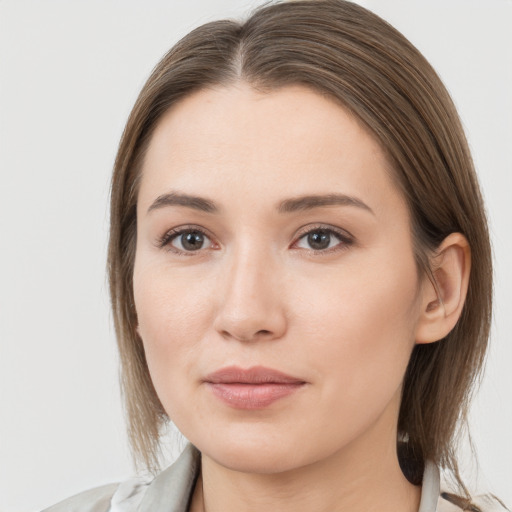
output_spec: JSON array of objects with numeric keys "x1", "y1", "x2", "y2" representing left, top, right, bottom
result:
[{"x1": 43, "y1": 1, "x2": 507, "y2": 511}]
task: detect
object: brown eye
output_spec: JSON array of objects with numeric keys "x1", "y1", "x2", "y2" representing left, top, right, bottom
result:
[
  {"x1": 169, "y1": 230, "x2": 212, "y2": 252},
  {"x1": 296, "y1": 228, "x2": 343, "y2": 251}
]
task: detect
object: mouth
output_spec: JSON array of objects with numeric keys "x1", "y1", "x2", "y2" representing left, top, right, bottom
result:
[{"x1": 203, "y1": 366, "x2": 306, "y2": 410}]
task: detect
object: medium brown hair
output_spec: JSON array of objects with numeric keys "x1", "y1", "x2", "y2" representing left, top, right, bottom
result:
[{"x1": 108, "y1": 0, "x2": 492, "y2": 492}]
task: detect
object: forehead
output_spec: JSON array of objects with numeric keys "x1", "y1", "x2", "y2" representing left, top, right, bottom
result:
[{"x1": 138, "y1": 83, "x2": 404, "y2": 218}]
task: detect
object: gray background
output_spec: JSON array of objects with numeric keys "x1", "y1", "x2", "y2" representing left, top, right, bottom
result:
[{"x1": 0, "y1": 1, "x2": 510, "y2": 511}]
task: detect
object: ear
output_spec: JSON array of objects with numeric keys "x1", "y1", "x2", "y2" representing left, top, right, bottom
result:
[{"x1": 415, "y1": 232, "x2": 471, "y2": 344}]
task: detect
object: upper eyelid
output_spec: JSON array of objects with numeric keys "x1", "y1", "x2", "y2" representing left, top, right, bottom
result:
[{"x1": 294, "y1": 224, "x2": 353, "y2": 241}]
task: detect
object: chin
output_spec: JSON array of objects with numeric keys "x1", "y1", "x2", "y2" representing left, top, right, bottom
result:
[
  {"x1": 207, "y1": 441, "x2": 306, "y2": 474},
  {"x1": 189, "y1": 424, "x2": 331, "y2": 475}
]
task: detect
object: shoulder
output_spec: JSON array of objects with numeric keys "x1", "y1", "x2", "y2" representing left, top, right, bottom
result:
[
  {"x1": 40, "y1": 477, "x2": 152, "y2": 512},
  {"x1": 40, "y1": 444, "x2": 201, "y2": 512},
  {"x1": 41, "y1": 483, "x2": 120, "y2": 512},
  {"x1": 438, "y1": 491, "x2": 510, "y2": 512},
  {"x1": 421, "y1": 461, "x2": 509, "y2": 512}
]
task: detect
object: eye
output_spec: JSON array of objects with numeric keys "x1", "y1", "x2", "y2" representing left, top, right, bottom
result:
[
  {"x1": 294, "y1": 227, "x2": 352, "y2": 252},
  {"x1": 159, "y1": 227, "x2": 214, "y2": 253}
]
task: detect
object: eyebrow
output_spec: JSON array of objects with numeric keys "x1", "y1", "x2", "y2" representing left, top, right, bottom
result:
[
  {"x1": 147, "y1": 192, "x2": 219, "y2": 214},
  {"x1": 278, "y1": 194, "x2": 374, "y2": 215},
  {"x1": 147, "y1": 191, "x2": 374, "y2": 216}
]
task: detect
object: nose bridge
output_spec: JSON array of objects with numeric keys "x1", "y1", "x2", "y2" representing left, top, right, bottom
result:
[
  {"x1": 230, "y1": 241, "x2": 269, "y2": 296},
  {"x1": 213, "y1": 237, "x2": 286, "y2": 342}
]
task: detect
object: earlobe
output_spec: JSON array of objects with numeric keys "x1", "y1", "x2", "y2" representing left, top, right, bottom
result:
[{"x1": 415, "y1": 233, "x2": 471, "y2": 344}]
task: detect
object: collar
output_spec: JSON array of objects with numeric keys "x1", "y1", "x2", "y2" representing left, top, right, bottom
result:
[{"x1": 138, "y1": 444, "x2": 200, "y2": 512}]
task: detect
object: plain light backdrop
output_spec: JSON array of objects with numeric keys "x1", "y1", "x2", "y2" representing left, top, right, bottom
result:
[{"x1": 0, "y1": 1, "x2": 510, "y2": 511}]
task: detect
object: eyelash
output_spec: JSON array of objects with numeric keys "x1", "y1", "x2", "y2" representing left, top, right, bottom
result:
[
  {"x1": 293, "y1": 224, "x2": 354, "y2": 255},
  {"x1": 156, "y1": 225, "x2": 217, "y2": 256},
  {"x1": 156, "y1": 224, "x2": 354, "y2": 256}
]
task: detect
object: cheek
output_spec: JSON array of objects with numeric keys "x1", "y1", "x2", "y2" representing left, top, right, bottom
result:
[
  {"x1": 133, "y1": 261, "x2": 215, "y2": 400},
  {"x1": 134, "y1": 254, "x2": 213, "y2": 332},
  {"x1": 294, "y1": 251, "x2": 421, "y2": 401}
]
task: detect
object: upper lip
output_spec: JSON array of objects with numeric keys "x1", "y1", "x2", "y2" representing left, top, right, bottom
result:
[{"x1": 204, "y1": 365, "x2": 305, "y2": 384}]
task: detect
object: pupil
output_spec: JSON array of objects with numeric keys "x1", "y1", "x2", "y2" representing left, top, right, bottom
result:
[
  {"x1": 182, "y1": 231, "x2": 204, "y2": 251},
  {"x1": 308, "y1": 231, "x2": 330, "y2": 250}
]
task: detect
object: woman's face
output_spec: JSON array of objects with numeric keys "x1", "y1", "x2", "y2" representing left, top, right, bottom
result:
[{"x1": 134, "y1": 83, "x2": 427, "y2": 473}]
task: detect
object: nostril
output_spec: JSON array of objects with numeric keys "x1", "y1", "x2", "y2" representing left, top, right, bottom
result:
[{"x1": 220, "y1": 328, "x2": 274, "y2": 342}]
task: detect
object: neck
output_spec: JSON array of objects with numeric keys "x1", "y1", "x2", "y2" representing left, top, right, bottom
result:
[{"x1": 189, "y1": 399, "x2": 421, "y2": 512}]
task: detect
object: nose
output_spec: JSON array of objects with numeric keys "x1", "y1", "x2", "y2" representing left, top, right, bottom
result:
[{"x1": 213, "y1": 246, "x2": 287, "y2": 342}]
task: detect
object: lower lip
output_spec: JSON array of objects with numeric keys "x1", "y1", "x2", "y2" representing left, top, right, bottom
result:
[{"x1": 207, "y1": 382, "x2": 304, "y2": 409}]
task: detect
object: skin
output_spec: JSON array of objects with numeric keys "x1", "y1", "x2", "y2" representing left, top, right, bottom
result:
[{"x1": 133, "y1": 83, "x2": 470, "y2": 512}]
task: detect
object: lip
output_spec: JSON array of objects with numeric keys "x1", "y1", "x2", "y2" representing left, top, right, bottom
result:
[{"x1": 204, "y1": 366, "x2": 306, "y2": 410}]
